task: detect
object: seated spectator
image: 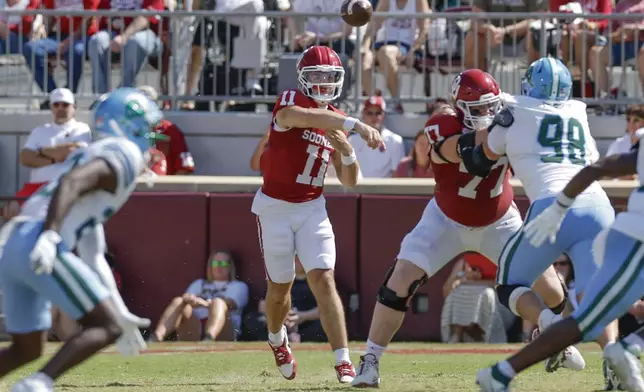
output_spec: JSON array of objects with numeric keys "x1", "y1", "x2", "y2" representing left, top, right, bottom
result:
[
  {"x1": 87, "y1": 0, "x2": 164, "y2": 94},
  {"x1": 49, "y1": 252, "x2": 122, "y2": 341},
  {"x1": 441, "y1": 253, "x2": 515, "y2": 343},
  {"x1": 288, "y1": 0, "x2": 356, "y2": 58},
  {"x1": 349, "y1": 96, "x2": 405, "y2": 178},
  {"x1": 553, "y1": 253, "x2": 576, "y2": 308},
  {"x1": 23, "y1": 0, "x2": 99, "y2": 107},
  {"x1": 606, "y1": 104, "x2": 644, "y2": 157},
  {"x1": 7, "y1": 88, "x2": 90, "y2": 220},
  {"x1": 550, "y1": 0, "x2": 611, "y2": 82},
  {"x1": 0, "y1": 0, "x2": 41, "y2": 55},
  {"x1": 138, "y1": 86, "x2": 196, "y2": 174},
  {"x1": 360, "y1": 0, "x2": 430, "y2": 113},
  {"x1": 151, "y1": 251, "x2": 249, "y2": 342},
  {"x1": 242, "y1": 256, "x2": 326, "y2": 343},
  {"x1": 465, "y1": 0, "x2": 544, "y2": 71},
  {"x1": 588, "y1": 0, "x2": 644, "y2": 99},
  {"x1": 393, "y1": 129, "x2": 433, "y2": 178}
]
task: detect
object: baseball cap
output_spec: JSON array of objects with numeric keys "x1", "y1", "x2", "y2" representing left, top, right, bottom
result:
[
  {"x1": 50, "y1": 88, "x2": 75, "y2": 105},
  {"x1": 364, "y1": 95, "x2": 386, "y2": 112},
  {"x1": 137, "y1": 85, "x2": 159, "y2": 101}
]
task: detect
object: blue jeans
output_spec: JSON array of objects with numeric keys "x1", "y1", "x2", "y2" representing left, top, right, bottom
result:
[
  {"x1": 23, "y1": 34, "x2": 86, "y2": 94},
  {"x1": 87, "y1": 29, "x2": 162, "y2": 94},
  {"x1": 0, "y1": 31, "x2": 26, "y2": 54}
]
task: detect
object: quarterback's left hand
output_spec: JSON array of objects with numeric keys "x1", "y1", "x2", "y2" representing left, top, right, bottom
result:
[
  {"x1": 523, "y1": 202, "x2": 568, "y2": 247},
  {"x1": 29, "y1": 230, "x2": 62, "y2": 275}
]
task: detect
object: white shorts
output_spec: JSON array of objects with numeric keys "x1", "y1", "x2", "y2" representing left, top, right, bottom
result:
[
  {"x1": 252, "y1": 190, "x2": 335, "y2": 284},
  {"x1": 397, "y1": 198, "x2": 523, "y2": 277}
]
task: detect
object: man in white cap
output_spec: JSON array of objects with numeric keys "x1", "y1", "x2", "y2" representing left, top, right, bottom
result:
[
  {"x1": 348, "y1": 95, "x2": 405, "y2": 178},
  {"x1": 12, "y1": 88, "x2": 91, "y2": 210}
]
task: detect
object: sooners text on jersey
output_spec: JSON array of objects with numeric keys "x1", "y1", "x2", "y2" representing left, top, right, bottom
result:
[
  {"x1": 425, "y1": 112, "x2": 514, "y2": 227},
  {"x1": 261, "y1": 89, "x2": 344, "y2": 203}
]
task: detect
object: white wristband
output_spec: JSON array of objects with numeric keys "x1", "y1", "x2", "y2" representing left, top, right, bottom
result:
[
  {"x1": 343, "y1": 117, "x2": 358, "y2": 132},
  {"x1": 341, "y1": 150, "x2": 357, "y2": 166},
  {"x1": 556, "y1": 192, "x2": 575, "y2": 208}
]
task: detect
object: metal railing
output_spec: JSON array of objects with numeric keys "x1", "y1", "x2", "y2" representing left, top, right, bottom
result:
[{"x1": 0, "y1": 9, "x2": 641, "y2": 111}]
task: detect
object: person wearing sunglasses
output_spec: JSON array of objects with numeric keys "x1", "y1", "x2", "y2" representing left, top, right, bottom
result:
[
  {"x1": 150, "y1": 251, "x2": 249, "y2": 342},
  {"x1": 605, "y1": 104, "x2": 644, "y2": 180},
  {"x1": 347, "y1": 95, "x2": 405, "y2": 178}
]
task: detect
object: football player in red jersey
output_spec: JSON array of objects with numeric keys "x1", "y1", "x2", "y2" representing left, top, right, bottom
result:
[
  {"x1": 352, "y1": 69, "x2": 576, "y2": 388},
  {"x1": 251, "y1": 45, "x2": 383, "y2": 384}
]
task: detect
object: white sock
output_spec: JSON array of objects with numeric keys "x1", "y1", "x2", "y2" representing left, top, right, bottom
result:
[
  {"x1": 496, "y1": 360, "x2": 516, "y2": 379},
  {"x1": 624, "y1": 333, "x2": 644, "y2": 349},
  {"x1": 538, "y1": 309, "x2": 560, "y2": 331},
  {"x1": 365, "y1": 339, "x2": 386, "y2": 360},
  {"x1": 335, "y1": 348, "x2": 351, "y2": 365},
  {"x1": 268, "y1": 326, "x2": 286, "y2": 346}
]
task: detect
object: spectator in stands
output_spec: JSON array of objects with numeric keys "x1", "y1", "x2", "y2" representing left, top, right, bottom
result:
[
  {"x1": 606, "y1": 104, "x2": 644, "y2": 157},
  {"x1": 243, "y1": 255, "x2": 326, "y2": 343},
  {"x1": 360, "y1": 0, "x2": 430, "y2": 113},
  {"x1": 49, "y1": 252, "x2": 122, "y2": 341},
  {"x1": 441, "y1": 253, "x2": 516, "y2": 343},
  {"x1": 465, "y1": 0, "x2": 545, "y2": 71},
  {"x1": 151, "y1": 251, "x2": 249, "y2": 342},
  {"x1": 23, "y1": 0, "x2": 100, "y2": 109},
  {"x1": 550, "y1": 0, "x2": 612, "y2": 80},
  {"x1": 349, "y1": 95, "x2": 405, "y2": 177},
  {"x1": 0, "y1": 0, "x2": 41, "y2": 56},
  {"x1": 588, "y1": 0, "x2": 644, "y2": 99},
  {"x1": 138, "y1": 86, "x2": 196, "y2": 174},
  {"x1": 288, "y1": 0, "x2": 356, "y2": 58},
  {"x1": 87, "y1": 0, "x2": 164, "y2": 94},
  {"x1": 393, "y1": 129, "x2": 433, "y2": 178},
  {"x1": 6, "y1": 88, "x2": 90, "y2": 220},
  {"x1": 553, "y1": 253, "x2": 576, "y2": 307}
]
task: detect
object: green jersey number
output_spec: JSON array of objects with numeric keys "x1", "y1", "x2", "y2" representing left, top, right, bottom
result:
[{"x1": 537, "y1": 114, "x2": 586, "y2": 165}]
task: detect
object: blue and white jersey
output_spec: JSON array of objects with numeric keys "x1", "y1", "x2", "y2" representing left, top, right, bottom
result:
[{"x1": 20, "y1": 137, "x2": 145, "y2": 249}]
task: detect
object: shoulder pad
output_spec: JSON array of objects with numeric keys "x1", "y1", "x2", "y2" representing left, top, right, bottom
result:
[{"x1": 493, "y1": 107, "x2": 514, "y2": 128}]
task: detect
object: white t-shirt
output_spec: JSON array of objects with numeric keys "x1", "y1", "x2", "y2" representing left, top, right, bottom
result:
[
  {"x1": 293, "y1": 0, "x2": 352, "y2": 38},
  {"x1": 606, "y1": 134, "x2": 634, "y2": 157},
  {"x1": 184, "y1": 279, "x2": 249, "y2": 333},
  {"x1": 349, "y1": 128, "x2": 406, "y2": 178},
  {"x1": 23, "y1": 119, "x2": 92, "y2": 183}
]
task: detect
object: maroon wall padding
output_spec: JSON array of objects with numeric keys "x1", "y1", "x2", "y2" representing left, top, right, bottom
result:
[
  {"x1": 105, "y1": 193, "x2": 209, "y2": 326},
  {"x1": 207, "y1": 193, "x2": 361, "y2": 337}
]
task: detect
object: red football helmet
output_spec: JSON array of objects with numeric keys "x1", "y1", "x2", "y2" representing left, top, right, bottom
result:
[
  {"x1": 296, "y1": 46, "x2": 345, "y2": 103},
  {"x1": 450, "y1": 69, "x2": 501, "y2": 130}
]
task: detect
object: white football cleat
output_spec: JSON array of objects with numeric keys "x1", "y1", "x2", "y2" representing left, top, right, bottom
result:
[
  {"x1": 476, "y1": 366, "x2": 511, "y2": 392},
  {"x1": 351, "y1": 354, "x2": 380, "y2": 388},
  {"x1": 545, "y1": 345, "x2": 586, "y2": 373},
  {"x1": 11, "y1": 374, "x2": 53, "y2": 392},
  {"x1": 603, "y1": 341, "x2": 644, "y2": 392}
]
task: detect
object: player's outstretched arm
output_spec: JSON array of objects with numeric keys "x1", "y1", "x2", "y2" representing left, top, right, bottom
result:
[
  {"x1": 43, "y1": 159, "x2": 117, "y2": 233},
  {"x1": 276, "y1": 106, "x2": 384, "y2": 149},
  {"x1": 560, "y1": 149, "x2": 638, "y2": 201}
]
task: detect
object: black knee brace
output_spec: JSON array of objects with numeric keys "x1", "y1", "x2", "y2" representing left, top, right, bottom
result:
[
  {"x1": 550, "y1": 280, "x2": 569, "y2": 315},
  {"x1": 495, "y1": 284, "x2": 526, "y2": 311},
  {"x1": 376, "y1": 260, "x2": 428, "y2": 312}
]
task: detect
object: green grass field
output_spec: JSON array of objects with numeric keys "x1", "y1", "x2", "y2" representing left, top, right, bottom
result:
[{"x1": 0, "y1": 342, "x2": 615, "y2": 391}]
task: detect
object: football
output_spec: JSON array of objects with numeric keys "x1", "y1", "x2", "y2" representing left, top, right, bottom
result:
[{"x1": 340, "y1": 0, "x2": 373, "y2": 27}]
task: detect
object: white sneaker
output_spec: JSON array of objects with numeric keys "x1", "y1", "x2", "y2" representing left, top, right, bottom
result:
[
  {"x1": 603, "y1": 341, "x2": 644, "y2": 392},
  {"x1": 604, "y1": 358, "x2": 626, "y2": 391},
  {"x1": 11, "y1": 374, "x2": 53, "y2": 392},
  {"x1": 545, "y1": 345, "x2": 586, "y2": 373},
  {"x1": 351, "y1": 354, "x2": 380, "y2": 388},
  {"x1": 476, "y1": 366, "x2": 511, "y2": 392}
]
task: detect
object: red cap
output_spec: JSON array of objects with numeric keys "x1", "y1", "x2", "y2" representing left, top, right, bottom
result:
[{"x1": 364, "y1": 95, "x2": 386, "y2": 111}]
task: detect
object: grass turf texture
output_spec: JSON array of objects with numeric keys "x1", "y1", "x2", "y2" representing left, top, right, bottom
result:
[{"x1": 0, "y1": 342, "x2": 614, "y2": 391}]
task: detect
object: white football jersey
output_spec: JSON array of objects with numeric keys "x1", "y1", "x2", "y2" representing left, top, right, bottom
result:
[
  {"x1": 613, "y1": 140, "x2": 644, "y2": 242},
  {"x1": 21, "y1": 137, "x2": 145, "y2": 249},
  {"x1": 487, "y1": 93, "x2": 604, "y2": 202}
]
